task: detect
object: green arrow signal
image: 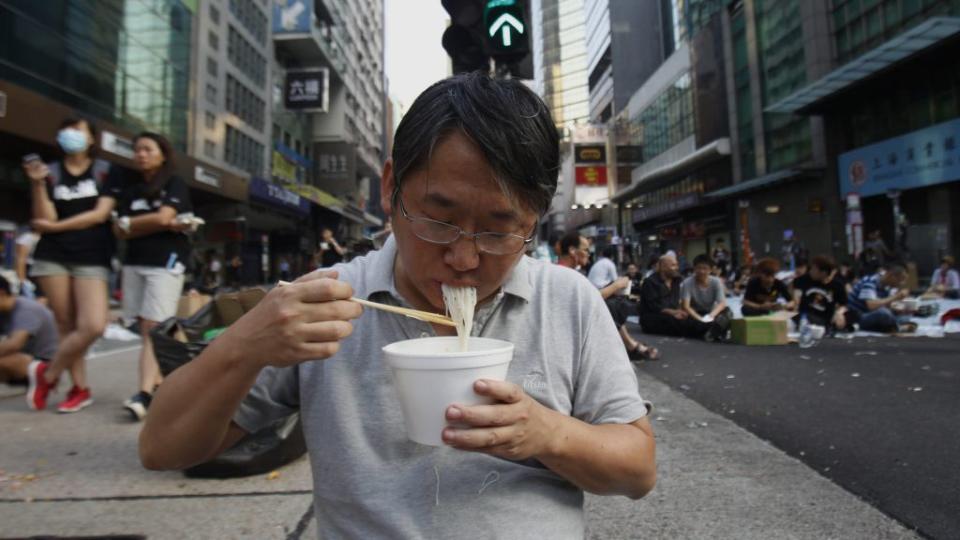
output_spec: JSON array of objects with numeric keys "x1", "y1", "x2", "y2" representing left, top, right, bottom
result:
[{"x1": 488, "y1": 13, "x2": 524, "y2": 47}]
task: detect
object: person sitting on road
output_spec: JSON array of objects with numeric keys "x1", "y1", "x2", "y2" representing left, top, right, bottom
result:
[
  {"x1": 792, "y1": 255, "x2": 851, "y2": 332},
  {"x1": 848, "y1": 264, "x2": 916, "y2": 333},
  {"x1": 926, "y1": 255, "x2": 959, "y2": 300},
  {"x1": 0, "y1": 276, "x2": 60, "y2": 391},
  {"x1": 640, "y1": 253, "x2": 725, "y2": 341},
  {"x1": 138, "y1": 73, "x2": 656, "y2": 538},
  {"x1": 741, "y1": 258, "x2": 796, "y2": 317},
  {"x1": 680, "y1": 254, "x2": 732, "y2": 331},
  {"x1": 587, "y1": 244, "x2": 659, "y2": 361}
]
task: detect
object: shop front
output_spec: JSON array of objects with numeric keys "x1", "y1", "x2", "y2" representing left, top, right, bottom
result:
[{"x1": 838, "y1": 117, "x2": 960, "y2": 278}]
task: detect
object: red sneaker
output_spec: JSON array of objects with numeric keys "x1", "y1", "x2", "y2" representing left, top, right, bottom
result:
[
  {"x1": 26, "y1": 360, "x2": 56, "y2": 411},
  {"x1": 57, "y1": 386, "x2": 94, "y2": 413}
]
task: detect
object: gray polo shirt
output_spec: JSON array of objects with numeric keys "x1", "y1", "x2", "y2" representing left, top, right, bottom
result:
[
  {"x1": 0, "y1": 297, "x2": 58, "y2": 360},
  {"x1": 235, "y1": 236, "x2": 650, "y2": 539}
]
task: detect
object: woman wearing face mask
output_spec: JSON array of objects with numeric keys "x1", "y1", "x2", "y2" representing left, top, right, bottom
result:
[
  {"x1": 111, "y1": 132, "x2": 194, "y2": 421},
  {"x1": 23, "y1": 117, "x2": 120, "y2": 414}
]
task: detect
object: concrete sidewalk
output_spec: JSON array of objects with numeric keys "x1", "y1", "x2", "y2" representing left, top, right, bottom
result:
[{"x1": 0, "y1": 345, "x2": 917, "y2": 539}]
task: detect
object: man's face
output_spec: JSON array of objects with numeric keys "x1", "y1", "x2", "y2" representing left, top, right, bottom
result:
[
  {"x1": 660, "y1": 257, "x2": 679, "y2": 278},
  {"x1": 694, "y1": 263, "x2": 711, "y2": 280},
  {"x1": 627, "y1": 264, "x2": 638, "y2": 277},
  {"x1": 809, "y1": 266, "x2": 827, "y2": 282},
  {"x1": 760, "y1": 273, "x2": 776, "y2": 288},
  {"x1": 380, "y1": 132, "x2": 538, "y2": 312},
  {"x1": 574, "y1": 237, "x2": 590, "y2": 268}
]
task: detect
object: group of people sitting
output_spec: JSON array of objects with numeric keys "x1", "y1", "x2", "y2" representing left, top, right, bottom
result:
[{"x1": 553, "y1": 229, "x2": 958, "y2": 360}]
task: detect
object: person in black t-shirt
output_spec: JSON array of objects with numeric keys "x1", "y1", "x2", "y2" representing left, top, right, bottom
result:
[
  {"x1": 111, "y1": 132, "x2": 194, "y2": 421},
  {"x1": 792, "y1": 255, "x2": 850, "y2": 331},
  {"x1": 741, "y1": 258, "x2": 796, "y2": 317},
  {"x1": 319, "y1": 227, "x2": 346, "y2": 267},
  {"x1": 24, "y1": 116, "x2": 121, "y2": 414}
]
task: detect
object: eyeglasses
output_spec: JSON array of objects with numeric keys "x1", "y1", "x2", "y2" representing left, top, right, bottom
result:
[{"x1": 395, "y1": 190, "x2": 537, "y2": 256}]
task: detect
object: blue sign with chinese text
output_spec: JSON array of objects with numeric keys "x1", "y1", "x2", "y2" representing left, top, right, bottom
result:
[
  {"x1": 838, "y1": 117, "x2": 960, "y2": 198},
  {"x1": 272, "y1": 0, "x2": 312, "y2": 34},
  {"x1": 249, "y1": 177, "x2": 310, "y2": 216}
]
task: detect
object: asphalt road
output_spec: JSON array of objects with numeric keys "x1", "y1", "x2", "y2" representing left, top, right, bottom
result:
[{"x1": 632, "y1": 329, "x2": 960, "y2": 540}]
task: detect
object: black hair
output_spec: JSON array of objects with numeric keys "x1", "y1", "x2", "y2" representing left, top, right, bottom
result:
[
  {"x1": 693, "y1": 254, "x2": 713, "y2": 267},
  {"x1": 391, "y1": 72, "x2": 559, "y2": 215},
  {"x1": 134, "y1": 131, "x2": 176, "y2": 197},
  {"x1": 811, "y1": 255, "x2": 836, "y2": 273},
  {"x1": 0, "y1": 275, "x2": 10, "y2": 295},
  {"x1": 560, "y1": 231, "x2": 582, "y2": 256},
  {"x1": 601, "y1": 245, "x2": 617, "y2": 259},
  {"x1": 58, "y1": 115, "x2": 98, "y2": 158}
]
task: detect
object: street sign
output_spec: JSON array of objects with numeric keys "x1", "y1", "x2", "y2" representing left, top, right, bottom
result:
[
  {"x1": 284, "y1": 69, "x2": 328, "y2": 112},
  {"x1": 483, "y1": 0, "x2": 528, "y2": 58}
]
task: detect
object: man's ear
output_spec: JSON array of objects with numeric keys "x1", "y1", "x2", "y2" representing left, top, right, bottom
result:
[{"x1": 380, "y1": 159, "x2": 395, "y2": 215}]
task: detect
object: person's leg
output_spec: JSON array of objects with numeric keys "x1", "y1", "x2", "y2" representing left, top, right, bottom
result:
[
  {"x1": 678, "y1": 318, "x2": 713, "y2": 339},
  {"x1": 34, "y1": 274, "x2": 74, "y2": 383},
  {"x1": 0, "y1": 353, "x2": 32, "y2": 383},
  {"x1": 136, "y1": 269, "x2": 185, "y2": 394},
  {"x1": 60, "y1": 277, "x2": 109, "y2": 391},
  {"x1": 858, "y1": 307, "x2": 898, "y2": 333},
  {"x1": 641, "y1": 314, "x2": 685, "y2": 337}
]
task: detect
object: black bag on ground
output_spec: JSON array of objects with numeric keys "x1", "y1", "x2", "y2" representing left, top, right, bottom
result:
[{"x1": 149, "y1": 301, "x2": 307, "y2": 478}]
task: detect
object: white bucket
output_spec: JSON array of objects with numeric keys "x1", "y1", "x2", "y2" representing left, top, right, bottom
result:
[{"x1": 382, "y1": 336, "x2": 514, "y2": 446}]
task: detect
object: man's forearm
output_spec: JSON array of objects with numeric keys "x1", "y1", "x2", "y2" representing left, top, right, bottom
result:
[
  {"x1": 539, "y1": 414, "x2": 656, "y2": 499},
  {"x1": 140, "y1": 336, "x2": 262, "y2": 470}
]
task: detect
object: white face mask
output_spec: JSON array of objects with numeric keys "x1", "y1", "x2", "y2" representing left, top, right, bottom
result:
[{"x1": 57, "y1": 128, "x2": 89, "y2": 154}]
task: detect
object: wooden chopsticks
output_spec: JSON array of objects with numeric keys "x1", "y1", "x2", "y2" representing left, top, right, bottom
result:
[{"x1": 277, "y1": 281, "x2": 457, "y2": 327}]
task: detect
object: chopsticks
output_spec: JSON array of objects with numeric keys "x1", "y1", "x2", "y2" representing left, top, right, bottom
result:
[{"x1": 277, "y1": 281, "x2": 457, "y2": 327}]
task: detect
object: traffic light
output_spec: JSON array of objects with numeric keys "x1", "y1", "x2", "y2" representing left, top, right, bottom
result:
[
  {"x1": 442, "y1": 0, "x2": 489, "y2": 74},
  {"x1": 441, "y1": 0, "x2": 532, "y2": 79}
]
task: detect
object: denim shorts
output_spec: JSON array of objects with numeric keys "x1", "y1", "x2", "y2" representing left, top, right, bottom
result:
[{"x1": 30, "y1": 259, "x2": 110, "y2": 281}]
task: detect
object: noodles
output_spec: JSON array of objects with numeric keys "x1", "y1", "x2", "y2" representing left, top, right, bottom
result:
[{"x1": 441, "y1": 284, "x2": 477, "y2": 352}]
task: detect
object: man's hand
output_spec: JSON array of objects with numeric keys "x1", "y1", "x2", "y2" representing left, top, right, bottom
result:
[
  {"x1": 221, "y1": 270, "x2": 363, "y2": 369},
  {"x1": 613, "y1": 276, "x2": 630, "y2": 292},
  {"x1": 441, "y1": 379, "x2": 558, "y2": 461},
  {"x1": 832, "y1": 310, "x2": 847, "y2": 329},
  {"x1": 31, "y1": 219, "x2": 59, "y2": 233}
]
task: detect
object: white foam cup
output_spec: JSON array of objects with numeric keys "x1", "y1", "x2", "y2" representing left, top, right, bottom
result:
[{"x1": 382, "y1": 336, "x2": 514, "y2": 446}]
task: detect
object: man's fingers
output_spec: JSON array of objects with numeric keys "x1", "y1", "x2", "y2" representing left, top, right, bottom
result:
[
  {"x1": 298, "y1": 299, "x2": 363, "y2": 322},
  {"x1": 443, "y1": 425, "x2": 511, "y2": 449},
  {"x1": 295, "y1": 277, "x2": 354, "y2": 303},
  {"x1": 473, "y1": 379, "x2": 524, "y2": 404},
  {"x1": 293, "y1": 269, "x2": 338, "y2": 284},
  {"x1": 446, "y1": 403, "x2": 518, "y2": 427},
  {"x1": 299, "y1": 320, "x2": 355, "y2": 342}
]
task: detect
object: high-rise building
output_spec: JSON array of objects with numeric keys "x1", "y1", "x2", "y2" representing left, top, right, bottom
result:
[
  {"x1": 271, "y1": 0, "x2": 386, "y2": 238},
  {"x1": 190, "y1": 0, "x2": 272, "y2": 179},
  {"x1": 532, "y1": 0, "x2": 590, "y2": 134}
]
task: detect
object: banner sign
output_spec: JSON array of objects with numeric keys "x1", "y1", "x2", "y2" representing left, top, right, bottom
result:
[
  {"x1": 838, "y1": 116, "x2": 960, "y2": 198},
  {"x1": 574, "y1": 144, "x2": 606, "y2": 164},
  {"x1": 575, "y1": 165, "x2": 607, "y2": 185},
  {"x1": 249, "y1": 177, "x2": 310, "y2": 216},
  {"x1": 284, "y1": 69, "x2": 329, "y2": 112},
  {"x1": 273, "y1": 0, "x2": 312, "y2": 34}
]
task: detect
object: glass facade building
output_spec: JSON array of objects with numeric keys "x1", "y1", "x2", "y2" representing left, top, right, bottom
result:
[
  {"x1": 755, "y1": 0, "x2": 810, "y2": 172},
  {"x1": 632, "y1": 73, "x2": 695, "y2": 164},
  {"x1": 832, "y1": 0, "x2": 960, "y2": 63},
  {"x1": 537, "y1": 0, "x2": 591, "y2": 131},
  {"x1": 731, "y1": 4, "x2": 756, "y2": 179},
  {"x1": 0, "y1": 0, "x2": 194, "y2": 150}
]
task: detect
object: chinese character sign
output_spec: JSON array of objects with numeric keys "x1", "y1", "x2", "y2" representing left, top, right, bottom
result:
[
  {"x1": 285, "y1": 69, "x2": 328, "y2": 112},
  {"x1": 838, "y1": 116, "x2": 960, "y2": 197}
]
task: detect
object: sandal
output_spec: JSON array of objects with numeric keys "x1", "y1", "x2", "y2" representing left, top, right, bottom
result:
[{"x1": 628, "y1": 345, "x2": 660, "y2": 362}]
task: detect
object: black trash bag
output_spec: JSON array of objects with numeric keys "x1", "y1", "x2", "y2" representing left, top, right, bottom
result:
[
  {"x1": 152, "y1": 301, "x2": 224, "y2": 377},
  {"x1": 184, "y1": 413, "x2": 307, "y2": 479},
  {"x1": 149, "y1": 302, "x2": 307, "y2": 478}
]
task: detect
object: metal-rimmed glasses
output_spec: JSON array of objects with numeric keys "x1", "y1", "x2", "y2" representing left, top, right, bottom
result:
[{"x1": 394, "y1": 189, "x2": 537, "y2": 255}]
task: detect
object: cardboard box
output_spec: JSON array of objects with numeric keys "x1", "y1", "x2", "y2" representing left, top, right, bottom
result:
[
  {"x1": 731, "y1": 315, "x2": 790, "y2": 346},
  {"x1": 176, "y1": 293, "x2": 212, "y2": 319},
  {"x1": 214, "y1": 287, "x2": 268, "y2": 326}
]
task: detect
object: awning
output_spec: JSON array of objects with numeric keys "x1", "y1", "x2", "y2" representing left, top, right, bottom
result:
[
  {"x1": 766, "y1": 17, "x2": 960, "y2": 115},
  {"x1": 611, "y1": 138, "x2": 730, "y2": 203},
  {"x1": 704, "y1": 169, "x2": 805, "y2": 199}
]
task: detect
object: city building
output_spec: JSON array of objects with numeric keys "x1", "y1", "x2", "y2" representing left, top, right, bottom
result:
[
  {"x1": 0, "y1": 0, "x2": 247, "y2": 228},
  {"x1": 606, "y1": 0, "x2": 734, "y2": 265},
  {"x1": 766, "y1": 3, "x2": 960, "y2": 278},
  {"x1": 270, "y1": 0, "x2": 386, "y2": 247},
  {"x1": 531, "y1": 0, "x2": 591, "y2": 134}
]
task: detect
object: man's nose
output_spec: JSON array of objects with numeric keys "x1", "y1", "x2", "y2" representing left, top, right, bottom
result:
[{"x1": 443, "y1": 234, "x2": 481, "y2": 272}]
